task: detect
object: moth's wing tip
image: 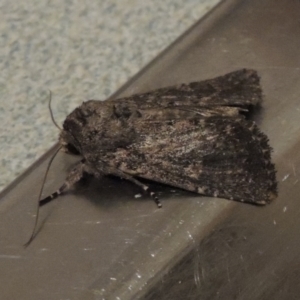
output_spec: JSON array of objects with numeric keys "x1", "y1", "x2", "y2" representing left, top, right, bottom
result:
[
  {"x1": 267, "y1": 190, "x2": 278, "y2": 202},
  {"x1": 256, "y1": 190, "x2": 278, "y2": 205},
  {"x1": 255, "y1": 200, "x2": 267, "y2": 205}
]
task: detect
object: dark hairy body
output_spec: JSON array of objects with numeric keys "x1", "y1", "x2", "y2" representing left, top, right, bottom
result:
[{"x1": 42, "y1": 69, "x2": 277, "y2": 208}]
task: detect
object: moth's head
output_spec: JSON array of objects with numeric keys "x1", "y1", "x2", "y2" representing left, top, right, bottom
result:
[
  {"x1": 59, "y1": 100, "x2": 112, "y2": 155},
  {"x1": 59, "y1": 102, "x2": 92, "y2": 155},
  {"x1": 59, "y1": 126, "x2": 81, "y2": 155}
]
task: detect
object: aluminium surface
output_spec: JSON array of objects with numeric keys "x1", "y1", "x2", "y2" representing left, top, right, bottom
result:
[{"x1": 1, "y1": 0, "x2": 300, "y2": 299}]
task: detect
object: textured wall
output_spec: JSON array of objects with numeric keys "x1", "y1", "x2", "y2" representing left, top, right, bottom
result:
[{"x1": 0, "y1": 0, "x2": 221, "y2": 191}]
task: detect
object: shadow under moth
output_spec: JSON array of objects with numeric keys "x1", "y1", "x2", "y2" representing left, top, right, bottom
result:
[{"x1": 37, "y1": 68, "x2": 277, "y2": 217}]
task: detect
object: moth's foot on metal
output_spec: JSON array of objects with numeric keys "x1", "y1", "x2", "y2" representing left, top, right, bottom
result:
[
  {"x1": 151, "y1": 192, "x2": 162, "y2": 208},
  {"x1": 110, "y1": 169, "x2": 162, "y2": 208},
  {"x1": 144, "y1": 186, "x2": 162, "y2": 208},
  {"x1": 135, "y1": 182, "x2": 162, "y2": 208}
]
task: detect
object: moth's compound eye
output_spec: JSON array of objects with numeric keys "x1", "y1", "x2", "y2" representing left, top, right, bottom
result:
[
  {"x1": 66, "y1": 143, "x2": 81, "y2": 155},
  {"x1": 63, "y1": 117, "x2": 81, "y2": 132}
]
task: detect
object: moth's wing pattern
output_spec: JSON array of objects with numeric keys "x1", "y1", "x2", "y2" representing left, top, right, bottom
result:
[
  {"x1": 111, "y1": 68, "x2": 262, "y2": 109},
  {"x1": 100, "y1": 69, "x2": 276, "y2": 204},
  {"x1": 103, "y1": 115, "x2": 276, "y2": 204}
]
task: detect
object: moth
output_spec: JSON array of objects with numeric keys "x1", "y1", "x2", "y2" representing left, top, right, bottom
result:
[{"x1": 40, "y1": 69, "x2": 277, "y2": 209}]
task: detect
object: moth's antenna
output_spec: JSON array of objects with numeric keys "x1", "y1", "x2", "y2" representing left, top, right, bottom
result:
[
  {"x1": 48, "y1": 90, "x2": 62, "y2": 131},
  {"x1": 24, "y1": 145, "x2": 62, "y2": 247}
]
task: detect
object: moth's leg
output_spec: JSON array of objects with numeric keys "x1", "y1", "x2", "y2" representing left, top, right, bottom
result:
[
  {"x1": 109, "y1": 169, "x2": 162, "y2": 208},
  {"x1": 39, "y1": 160, "x2": 85, "y2": 206}
]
